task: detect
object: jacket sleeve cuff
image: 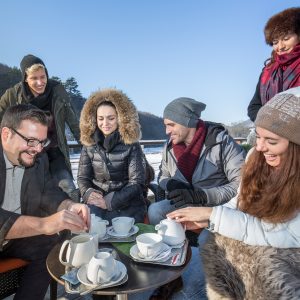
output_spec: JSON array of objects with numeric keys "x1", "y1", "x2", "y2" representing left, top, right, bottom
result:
[
  {"x1": 82, "y1": 188, "x2": 95, "y2": 203},
  {"x1": 0, "y1": 214, "x2": 20, "y2": 250},
  {"x1": 104, "y1": 192, "x2": 114, "y2": 211},
  {"x1": 207, "y1": 206, "x2": 220, "y2": 232}
]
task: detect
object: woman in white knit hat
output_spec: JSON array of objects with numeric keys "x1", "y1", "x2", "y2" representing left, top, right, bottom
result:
[{"x1": 168, "y1": 87, "x2": 300, "y2": 299}]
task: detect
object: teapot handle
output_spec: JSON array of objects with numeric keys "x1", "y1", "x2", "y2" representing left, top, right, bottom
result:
[
  {"x1": 59, "y1": 240, "x2": 71, "y2": 266},
  {"x1": 155, "y1": 223, "x2": 166, "y2": 232}
]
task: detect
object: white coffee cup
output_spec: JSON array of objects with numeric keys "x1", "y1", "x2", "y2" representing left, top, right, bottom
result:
[
  {"x1": 59, "y1": 234, "x2": 97, "y2": 268},
  {"x1": 112, "y1": 217, "x2": 135, "y2": 235},
  {"x1": 87, "y1": 251, "x2": 119, "y2": 284},
  {"x1": 136, "y1": 233, "x2": 163, "y2": 258},
  {"x1": 90, "y1": 217, "x2": 109, "y2": 239}
]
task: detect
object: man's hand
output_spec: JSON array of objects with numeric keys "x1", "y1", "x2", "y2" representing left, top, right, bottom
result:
[
  {"x1": 41, "y1": 207, "x2": 89, "y2": 235},
  {"x1": 68, "y1": 203, "x2": 91, "y2": 229},
  {"x1": 166, "y1": 179, "x2": 191, "y2": 191},
  {"x1": 167, "y1": 189, "x2": 207, "y2": 208},
  {"x1": 87, "y1": 192, "x2": 107, "y2": 209},
  {"x1": 5, "y1": 203, "x2": 91, "y2": 239}
]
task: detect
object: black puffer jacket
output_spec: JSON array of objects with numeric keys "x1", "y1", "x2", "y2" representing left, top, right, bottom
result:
[{"x1": 78, "y1": 88, "x2": 146, "y2": 222}]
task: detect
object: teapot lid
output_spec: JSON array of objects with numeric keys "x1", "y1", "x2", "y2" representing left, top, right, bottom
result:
[{"x1": 91, "y1": 214, "x2": 102, "y2": 220}]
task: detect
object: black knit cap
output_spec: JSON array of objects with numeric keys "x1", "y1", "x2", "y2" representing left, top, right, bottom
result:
[{"x1": 20, "y1": 54, "x2": 48, "y2": 81}]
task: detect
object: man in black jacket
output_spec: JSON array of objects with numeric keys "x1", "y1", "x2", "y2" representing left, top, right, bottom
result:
[
  {"x1": 0, "y1": 54, "x2": 81, "y2": 201},
  {"x1": 0, "y1": 104, "x2": 90, "y2": 300}
]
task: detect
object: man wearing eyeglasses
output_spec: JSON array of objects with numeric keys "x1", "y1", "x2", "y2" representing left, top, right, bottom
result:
[{"x1": 0, "y1": 104, "x2": 90, "y2": 300}]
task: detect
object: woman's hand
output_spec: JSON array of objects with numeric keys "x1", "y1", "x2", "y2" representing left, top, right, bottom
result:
[
  {"x1": 87, "y1": 192, "x2": 107, "y2": 209},
  {"x1": 167, "y1": 207, "x2": 213, "y2": 230}
]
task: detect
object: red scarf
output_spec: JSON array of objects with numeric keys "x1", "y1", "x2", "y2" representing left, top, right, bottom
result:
[
  {"x1": 260, "y1": 44, "x2": 300, "y2": 105},
  {"x1": 173, "y1": 120, "x2": 207, "y2": 183}
]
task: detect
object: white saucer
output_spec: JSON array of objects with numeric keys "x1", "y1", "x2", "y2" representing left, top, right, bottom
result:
[
  {"x1": 130, "y1": 243, "x2": 171, "y2": 262},
  {"x1": 77, "y1": 261, "x2": 127, "y2": 288},
  {"x1": 107, "y1": 225, "x2": 139, "y2": 238}
]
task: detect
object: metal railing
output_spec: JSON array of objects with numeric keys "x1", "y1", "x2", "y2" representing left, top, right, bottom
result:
[
  {"x1": 68, "y1": 139, "x2": 166, "y2": 150},
  {"x1": 68, "y1": 137, "x2": 247, "y2": 150}
]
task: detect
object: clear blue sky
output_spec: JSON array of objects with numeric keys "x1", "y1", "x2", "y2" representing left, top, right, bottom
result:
[{"x1": 1, "y1": 0, "x2": 299, "y2": 125}]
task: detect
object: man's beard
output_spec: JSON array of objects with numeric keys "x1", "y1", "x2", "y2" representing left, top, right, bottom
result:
[{"x1": 17, "y1": 150, "x2": 37, "y2": 167}]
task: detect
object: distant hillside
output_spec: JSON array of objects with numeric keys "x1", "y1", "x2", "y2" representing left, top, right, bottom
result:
[
  {"x1": 226, "y1": 119, "x2": 254, "y2": 138},
  {"x1": 1, "y1": 61, "x2": 254, "y2": 141},
  {"x1": 0, "y1": 62, "x2": 167, "y2": 141},
  {"x1": 138, "y1": 111, "x2": 167, "y2": 140},
  {"x1": 0, "y1": 63, "x2": 22, "y2": 96}
]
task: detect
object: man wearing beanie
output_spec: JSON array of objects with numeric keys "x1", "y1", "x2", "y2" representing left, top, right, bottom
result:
[
  {"x1": 166, "y1": 88, "x2": 300, "y2": 300},
  {"x1": 0, "y1": 54, "x2": 80, "y2": 201},
  {"x1": 147, "y1": 97, "x2": 245, "y2": 300}
]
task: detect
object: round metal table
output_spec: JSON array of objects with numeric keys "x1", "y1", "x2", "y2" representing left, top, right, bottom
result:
[{"x1": 46, "y1": 242, "x2": 191, "y2": 300}]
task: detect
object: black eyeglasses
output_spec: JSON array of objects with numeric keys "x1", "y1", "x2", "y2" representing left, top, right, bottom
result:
[{"x1": 10, "y1": 128, "x2": 50, "y2": 148}]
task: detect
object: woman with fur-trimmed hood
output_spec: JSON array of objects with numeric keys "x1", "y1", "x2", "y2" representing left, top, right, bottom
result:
[
  {"x1": 78, "y1": 88, "x2": 146, "y2": 222},
  {"x1": 248, "y1": 7, "x2": 300, "y2": 122}
]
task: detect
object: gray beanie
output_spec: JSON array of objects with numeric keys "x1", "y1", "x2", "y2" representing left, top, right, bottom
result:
[
  {"x1": 255, "y1": 87, "x2": 300, "y2": 145},
  {"x1": 163, "y1": 97, "x2": 206, "y2": 128}
]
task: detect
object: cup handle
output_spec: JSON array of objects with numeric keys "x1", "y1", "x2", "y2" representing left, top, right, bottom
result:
[
  {"x1": 111, "y1": 260, "x2": 119, "y2": 279},
  {"x1": 95, "y1": 265, "x2": 104, "y2": 284},
  {"x1": 131, "y1": 218, "x2": 135, "y2": 227},
  {"x1": 59, "y1": 240, "x2": 71, "y2": 266},
  {"x1": 146, "y1": 245, "x2": 154, "y2": 257}
]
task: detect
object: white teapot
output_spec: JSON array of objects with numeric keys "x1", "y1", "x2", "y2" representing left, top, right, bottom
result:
[
  {"x1": 59, "y1": 234, "x2": 97, "y2": 268},
  {"x1": 155, "y1": 218, "x2": 185, "y2": 246},
  {"x1": 91, "y1": 214, "x2": 102, "y2": 223}
]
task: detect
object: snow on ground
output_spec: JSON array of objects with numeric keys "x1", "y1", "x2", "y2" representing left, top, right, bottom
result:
[{"x1": 70, "y1": 147, "x2": 163, "y2": 185}]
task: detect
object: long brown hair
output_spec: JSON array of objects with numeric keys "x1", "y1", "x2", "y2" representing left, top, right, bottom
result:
[{"x1": 238, "y1": 143, "x2": 300, "y2": 223}]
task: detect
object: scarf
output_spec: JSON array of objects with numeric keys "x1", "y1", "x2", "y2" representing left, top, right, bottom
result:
[
  {"x1": 173, "y1": 120, "x2": 207, "y2": 183},
  {"x1": 94, "y1": 129, "x2": 121, "y2": 152},
  {"x1": 21, "y1": 80, "x2": 55, "y2": 110},
  {"x1": 22, "y1": 80, "x2": 58, "y2": 148},
  {"x1": 260, "y1": 44, "x2": 300, "y2": 105}
]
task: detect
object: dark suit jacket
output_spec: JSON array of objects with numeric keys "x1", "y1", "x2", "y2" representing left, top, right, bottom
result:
[{"x1": 0, "y1": 143, "x2": 67, "y2": 248}]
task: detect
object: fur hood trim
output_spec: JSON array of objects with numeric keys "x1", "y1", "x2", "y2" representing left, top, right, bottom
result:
[
  {"x1": 80, "y1": 88, "x2": 141, "y2": 146},
  {"x1": 264, "y1": 7, "x2": 300, "y2": 46}
]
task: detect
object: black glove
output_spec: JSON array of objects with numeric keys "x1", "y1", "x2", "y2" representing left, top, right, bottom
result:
[
  {"x1": 167, "y1": 189, "x2": 207, "y2": 208},
  {"x1": 166, "y1": 179, "x2": 191, "y2": 192}
]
